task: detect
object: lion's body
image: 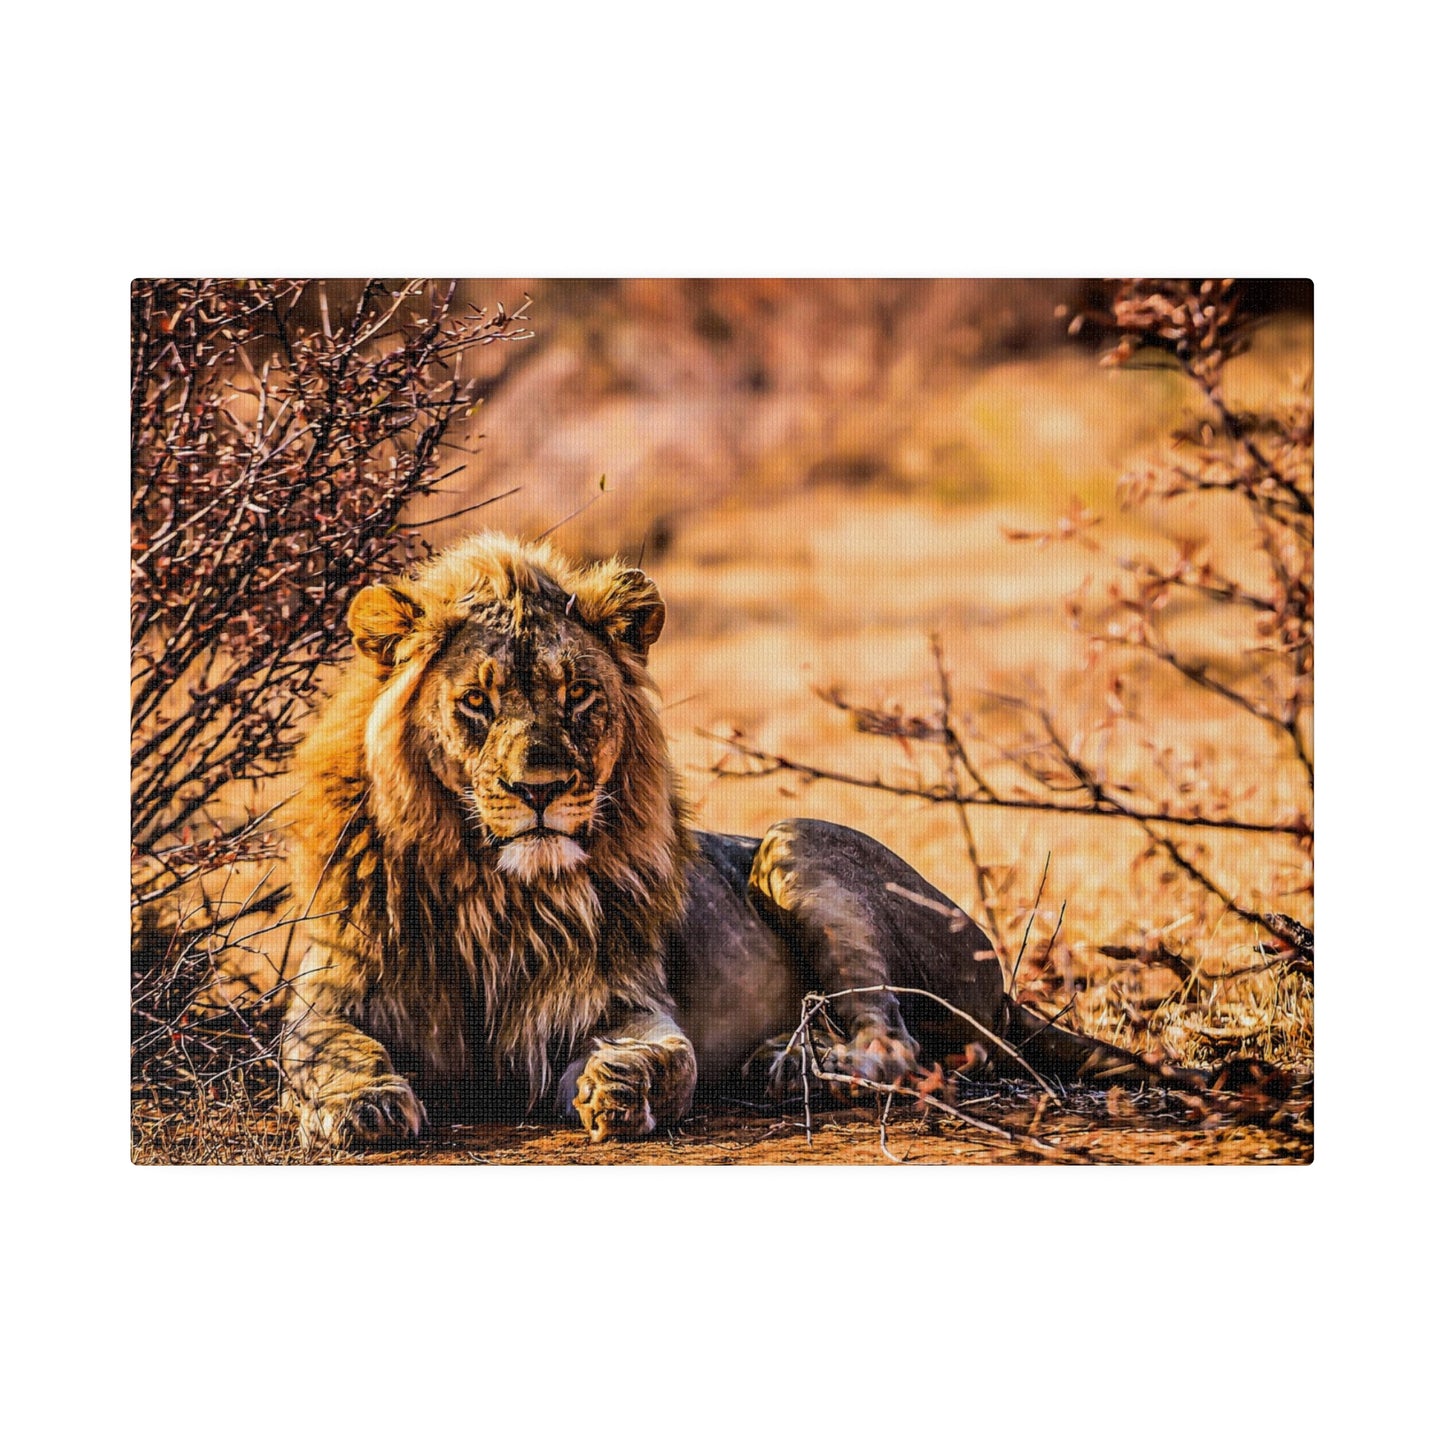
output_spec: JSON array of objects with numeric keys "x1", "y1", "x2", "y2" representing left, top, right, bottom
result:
[{"x1": 280, "y1": 531, "x2": 1166, "y2": 1147}]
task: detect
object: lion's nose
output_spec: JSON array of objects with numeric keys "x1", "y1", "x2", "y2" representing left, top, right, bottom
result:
[{"x1": 501, "y1": 775, "x2": 577, "y2": 813}]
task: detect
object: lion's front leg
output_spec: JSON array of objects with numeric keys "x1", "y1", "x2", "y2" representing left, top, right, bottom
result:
[
  {"x1": 279, "y1": 947, "x2": 426, "y2": 1150},
  {"x1": 566, "y1": 1011, "x2": 697, "y2": 1143}
]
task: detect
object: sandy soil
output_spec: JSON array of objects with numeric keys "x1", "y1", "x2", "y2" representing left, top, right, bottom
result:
[{"x1": 159, "y1": 1084, "x2": 1307, "y2": 1167}]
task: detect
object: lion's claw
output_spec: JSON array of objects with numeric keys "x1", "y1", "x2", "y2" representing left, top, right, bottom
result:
[
  {"x1": 575, "y1": 1088, "x2": 655, "y2": 1142},
  {"x1": 573, "y1": 1043, "x2": 658, "y2": 1141}
]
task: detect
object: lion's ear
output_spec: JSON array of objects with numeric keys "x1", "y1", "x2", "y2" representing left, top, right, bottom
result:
[
  {"x1": 348, "y1": 584, "x2": 421, "y2": 667},
  {"x1": 575, "y1": 567, "x2": 666, "y2": 658}
]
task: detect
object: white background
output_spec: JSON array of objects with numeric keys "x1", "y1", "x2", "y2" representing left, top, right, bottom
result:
[{"x1": 6, "y1": 4, "x2": 1429, "y2": 1439}]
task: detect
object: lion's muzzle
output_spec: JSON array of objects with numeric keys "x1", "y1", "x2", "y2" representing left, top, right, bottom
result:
[{"x1": 500, "y1": 772, "x2": 580, "y2": 824}]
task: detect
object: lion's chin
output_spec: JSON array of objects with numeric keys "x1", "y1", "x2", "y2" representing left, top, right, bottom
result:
[{"x1": 494, "y1": 832, "x2": 588, "y2": 882}]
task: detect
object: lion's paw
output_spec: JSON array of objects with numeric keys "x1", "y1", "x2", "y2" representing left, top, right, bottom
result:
[
  {"x1": 572, "y1": 1035, "x2": 696, "y2": 1143},
  {"x1": 293, "y1": 1075, "x2": 427, "y2": 1150},
  {"x1": 745, "y1": 1024, "x2": 919, "y2": 1102},
  {"x1": 819, "y1": 1025, "x2": 919, "y2": 1097}
]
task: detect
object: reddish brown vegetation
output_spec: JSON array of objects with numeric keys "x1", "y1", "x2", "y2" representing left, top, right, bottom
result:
[{"x1": 131, "y1": 279, "x2": 531, "y2": 1124}]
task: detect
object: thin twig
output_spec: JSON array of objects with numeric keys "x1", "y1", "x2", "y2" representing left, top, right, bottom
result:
[
  {"x1": 1010, "y1": 851, "x2": 1051, "y2": 995},
  {"x1": 707, "y1": 733, "x2": 1310, "y2": 838},
  {"x1": 412, "y1": 486, "x2": 524, "y2": 529},
  {"x1": 878, "y1": 1090, "x2": 900, "y2": 1163}
]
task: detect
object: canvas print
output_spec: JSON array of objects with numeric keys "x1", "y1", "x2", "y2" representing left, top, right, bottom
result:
[{"x1": 130, "y1": 278, "x2": 1313, "y2": 1164}]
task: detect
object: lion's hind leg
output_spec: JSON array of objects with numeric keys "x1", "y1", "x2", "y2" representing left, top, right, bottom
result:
[
  {"x1": 748, "y1": 820, "x2": 926, "y2": 1096},
  {"x1": 747, "y1": 819, "x2": 1015, "y2": 1098}
]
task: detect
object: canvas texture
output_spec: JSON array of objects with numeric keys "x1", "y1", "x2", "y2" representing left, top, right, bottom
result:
[{"x1": 130, "y1": 279, "x2": 1313, "y2": 1164}]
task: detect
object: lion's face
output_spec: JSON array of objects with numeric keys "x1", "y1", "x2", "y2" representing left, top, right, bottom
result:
[
  {"x1": 344, "y1": 537, "x2": 670, "y2": 888},
  {"x1": 416, "y1": 609, "x2": 629, "y2": 881}
]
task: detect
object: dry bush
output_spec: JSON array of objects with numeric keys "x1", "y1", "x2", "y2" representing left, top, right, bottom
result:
[
  {"x1": 130, "y1": 278, "x2": 531, "y2": 1158},
  {"x1": 716, "y1": 279, "x2": 1313, "y2": 1079}
]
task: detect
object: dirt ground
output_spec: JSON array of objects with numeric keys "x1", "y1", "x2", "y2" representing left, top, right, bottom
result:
[
  {"x1": 409, "y1": 1117, "x2": 1310, "y2": 1166},
  {"x1": 367, "y1": 1094, "x2": 1311, "y2": 1166},
  {"x1": 134, "y1": 1080, "x2": 1312, "y2": 1165}
]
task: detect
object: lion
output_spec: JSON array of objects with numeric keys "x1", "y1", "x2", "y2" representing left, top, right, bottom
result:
[{"x1": 280, "y1": 530, "x2": 1201, "y2": 1147}]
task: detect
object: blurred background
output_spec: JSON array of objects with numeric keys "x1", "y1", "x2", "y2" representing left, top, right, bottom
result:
[{"x1": 336, "y1": 278, "x2": 1312, "y2": 552}]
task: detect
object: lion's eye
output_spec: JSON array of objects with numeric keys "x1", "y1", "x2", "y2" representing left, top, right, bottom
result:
[
  {"x1": 567, "y1": 682, "x2": 597, "y2": 712},
  {"x1": 458, "y1": 688, "x2": 492, "y2": 718}
]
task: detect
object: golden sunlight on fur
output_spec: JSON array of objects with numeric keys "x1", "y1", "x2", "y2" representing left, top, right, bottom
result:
[{"x1": 280, "y1": 532, "x2": 694, "y2": 1146}]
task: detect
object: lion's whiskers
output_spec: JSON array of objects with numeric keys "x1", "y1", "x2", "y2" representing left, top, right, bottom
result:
[{"x1": 462, "y1": 788, "x2": 504, "y2": 847}]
